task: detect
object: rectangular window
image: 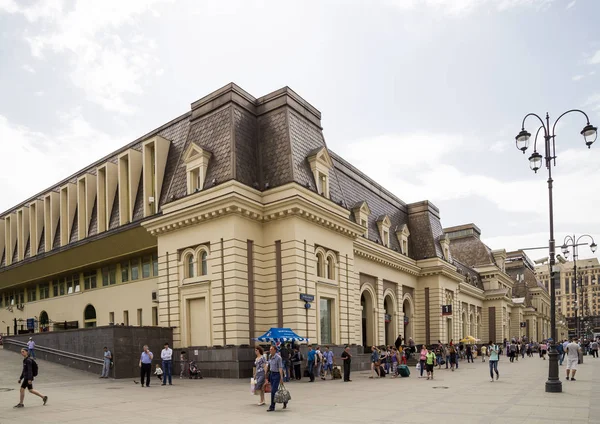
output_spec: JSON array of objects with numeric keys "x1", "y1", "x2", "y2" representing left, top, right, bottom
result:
[
  {"x1": 131, "y1": 258, "x2": 140, "y2": 280},
  {"x1": 27, "y1": 288, "x2": 36, "y2": 302},
  {"x1": 109, "y1": 265, "x2": 116, "y2": 285},
  {"x1": 137, "y1": 308, "x2": 143, "y2": 326},
  {"x1": 123, "y1": 310, "x2": 129, "y2": 326},
  {"x1": 39, "y1": 283, "x2": 50, "y2": 300},
  {"x1": 52, "y1": 281, "x2": 59, "y2": 297},
  {"x1": 102, "y1": 267, "x2": 109, "y2": 286},
  {"x1": 84, "y1": 271, "x2": 97, "y2": 290},
  {"x1": 109, "y1": 312, "x2": 115, "y2": 324},
  {"x1": 66, "y1": 276, "x2": 73, "y2": 294},
  {"x1": 17, "y1": 289, "x2": 24, "y2": 304},
  {"x1": 9, "y1": 292, "x2": 14, "y2": 305},
  {"x1": 320, "y1": 297, "x2": 333, "y2": 345},
  {"x1": 142, "y1": 256, "x2": 151, "y2": 279},
  {"x1": 152, "y1": 306, "x2": 158, "y2": 326},
  {"x1": 121, "y1": 262, "x2": 129, "y2": 282},
  {"x1": 152, "y1": 253, "x2": 159, "y2": 277}
]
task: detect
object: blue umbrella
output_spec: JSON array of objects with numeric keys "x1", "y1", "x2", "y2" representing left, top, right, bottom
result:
[{"x1": 254, "y1": 328, "x2": 309, "y2": 344}]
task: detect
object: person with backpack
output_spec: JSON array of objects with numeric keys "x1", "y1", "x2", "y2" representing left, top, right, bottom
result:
[
  {"x1": 425, "y1": 346, "x2": 436, "y2": 380},
  {"x1": 14, "y1": 347, "x2": 48, "y2": 408},
  {"x1": 315, "y1": 346, "x2": 323, "y2": 380}
]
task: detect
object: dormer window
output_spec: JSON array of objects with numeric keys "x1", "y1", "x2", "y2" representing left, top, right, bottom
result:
[
  {"x1": 182, "y1": 142, "x2": 212, "y2": 195},
  {"x1": 307, "y1": 147, "x2": 333, "y2": 199},
  {"x1": 376, "y1": 215, "x2": 391, "y2": 247},
  {"x1": 396, "y1": 224, "x2": 410, "y2": 256},
  {"x1": 352, "y1": 201, "x2": 371, "y2": 238}
]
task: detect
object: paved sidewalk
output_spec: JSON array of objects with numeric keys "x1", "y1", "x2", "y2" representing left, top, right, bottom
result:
[{"x1": 0, "y1": 348, "x2": 598, "y2": 423}]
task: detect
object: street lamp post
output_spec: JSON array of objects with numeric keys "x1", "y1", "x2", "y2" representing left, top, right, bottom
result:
[
  {"x1": 514, "y1": 110, "x2": 597, "y2": 393},
  {"x1": 561, "y1": 236, "x2": 597, "y2": 340}
]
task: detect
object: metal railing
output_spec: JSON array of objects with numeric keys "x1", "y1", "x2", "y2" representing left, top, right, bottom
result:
[{"x1": 3, "y1": 338, "x2": 103, "y2": 366}]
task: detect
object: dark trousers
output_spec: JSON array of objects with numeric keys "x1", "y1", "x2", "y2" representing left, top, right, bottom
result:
[
  {"x1": 269, "y1": 372, "x2": 281, "y2": 410},
  {"x1": 308, "y1": 360, "x2": 314, "y2": 381},
  {"x1": 343, "y1": 362, "x2": 351, "y2": 381},
  {"x1": 162, "y1": 360, "x2": 172, "y2": 385},
  {"x1": 294, "y1": 364, "x2": 301, "y2": 380},
  {"x1": 466, "y1": 353, "x2": 473, "y2": 363},
  {"x1": 141, "y1": 363, "x2": 152, "y2": 386}
]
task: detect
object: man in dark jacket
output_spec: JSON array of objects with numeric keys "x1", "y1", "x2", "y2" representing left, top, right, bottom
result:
[
  {"x1": 15, "y1": 348, "x2": 48, "y2": 408},
  {"x1": 395, "y1": 335, "x2": 402, "y2": 350}
]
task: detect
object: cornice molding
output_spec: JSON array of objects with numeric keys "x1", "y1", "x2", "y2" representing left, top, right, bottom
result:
[
  {"x1": 416, "y1": 258, "x2": 464, "y2": 282},
  {"x1": 458, "y1": 281, "x2": 486, "y2": 300},
  {"x1": 353, "y1": 239, "x2": 420, "y2": 276}
]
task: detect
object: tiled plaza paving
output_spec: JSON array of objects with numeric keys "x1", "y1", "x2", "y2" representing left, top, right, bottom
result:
[{"x1": 0, "y1": 348, "x2": 598, "y2": 424}]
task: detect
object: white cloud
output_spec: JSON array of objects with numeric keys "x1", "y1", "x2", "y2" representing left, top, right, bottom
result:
[
  {"x1": 386, "y1": 0, "x2": 555, "y2": 15},
  {"x1": 0, "y1": 113, "x2": 130, "y2": 213},
  {"x1": 589, "y1": 50, "x2": 600, "y2": 65},
  {"x1": 572, "y1": 74, "x2": 584, "y2": 81},
  {"x1": 565, "y1": 0, "x2": 576, "y2": 9},
  {"x1": 338, "y1": 133, "x2": 600, "y2": 225},
  {"x1": 489, "y1": 140, "x2": 507, "y2": 152},
  {"x1": 22, "y1": 64, "x2": 35, "y2": 73},
  {"x1": 2, "y1": 0, "x2": 171, "y2": 114}
]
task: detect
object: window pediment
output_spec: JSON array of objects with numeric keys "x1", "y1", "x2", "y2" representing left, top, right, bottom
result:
[
  {"x1": 376, "y1": 215, "x2": 391, "y2": 247},
  {"x1": 352, "y1": 201, "x2": 371, "y2": 237},
  {"x1": 307, "y1": 147, "x2": 333, "y2": 198},
  {"x1": 396, "y1": 223, "x2": 410, "y2": 255},
  {"x1": 183, "y1": 143, "x2": 212, "y2": 194}
]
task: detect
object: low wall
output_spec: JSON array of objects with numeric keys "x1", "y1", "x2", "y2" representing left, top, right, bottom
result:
[{"x1": 4, "y1": 325, "x2": 172, "y2": 379}]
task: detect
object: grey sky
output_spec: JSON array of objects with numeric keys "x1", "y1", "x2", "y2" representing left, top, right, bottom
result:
[{"x1": 1, "y1": 0, "x2": 599, "y2": 260}]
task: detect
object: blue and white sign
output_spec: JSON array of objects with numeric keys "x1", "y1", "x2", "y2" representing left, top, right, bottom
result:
[{"x1": 300, "y1": 293, "x2": 314, "y2": 302}]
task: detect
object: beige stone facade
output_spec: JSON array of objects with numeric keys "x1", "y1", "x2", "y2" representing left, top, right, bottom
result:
[
  {"x1": 535, "y1": 257, "x2": 600, "y2": 337},
  {"x1": 0, "y1": 84, "x2": 552, "y2": 350}
]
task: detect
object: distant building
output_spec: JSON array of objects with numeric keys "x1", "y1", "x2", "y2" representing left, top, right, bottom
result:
[
  {"x1": 535, "y1": 257, "x2": 600, "y2": 338},
  {"x1": 0, "y1": 83, "x2": 553, "y2": 356}
]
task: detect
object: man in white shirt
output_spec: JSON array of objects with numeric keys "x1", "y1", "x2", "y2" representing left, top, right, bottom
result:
[
  {"x1": 161, "y1": 342, "x2": 173, "y2": 386},
  {"x1": 27, "y1": 338, "x2": 35, "y2": 359},
  {"x1": 565, "y1": 338, "x2": 582, "y2": 381}
]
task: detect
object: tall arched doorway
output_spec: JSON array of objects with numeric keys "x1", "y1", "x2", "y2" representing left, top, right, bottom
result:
[
  {"x1": 39, "y1": 311, "x2": 49, "y2": 332},
  {"x1": 402, "y1": 296, "x2": 413, "y2": 342},
  {"x1": 383, "y1": 293, "x2": 396, "y2": 346},
  {"x1": 84, "y1": 304, "x2": 97, "y2": 328},
  {"x1": 361, "y1": 288, "x2": 375, "y2": 350},
  {"x1": 462, "y1": 311, "x2": 468, "y2": 338}
]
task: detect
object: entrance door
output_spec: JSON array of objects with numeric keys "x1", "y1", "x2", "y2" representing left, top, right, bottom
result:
[{"x1": 188, "y1": 298, "x2": 208, "y2": 346}]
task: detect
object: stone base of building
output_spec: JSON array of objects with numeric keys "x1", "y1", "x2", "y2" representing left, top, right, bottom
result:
[{"x1": 3, "y1": 325, "x2": 173, "y2": 379}]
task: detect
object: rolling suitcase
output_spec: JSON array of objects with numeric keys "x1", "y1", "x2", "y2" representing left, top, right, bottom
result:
[{"x1": 398, "y1": 364, "x2": 410, "y2": 377}]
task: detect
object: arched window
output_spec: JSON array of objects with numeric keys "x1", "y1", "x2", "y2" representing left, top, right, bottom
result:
[
  {"x1": 186, "y1": 254, "x2": 195, "y2": 278},
  {"x1": 316, "y1": 253, "x2": 324, "y2": 278},
  {"x1": 326, "y1": 255, "x2": 335, "y2": 280},
  {"x1": 84, "y1": 304, "x2": 97, "y2": 328},
  {"x1": 200, "y1": 251, "x2": 208, "y2": 276},
  {"x1": 39, "y1": 311, "x2": 49, "y2": 331}
]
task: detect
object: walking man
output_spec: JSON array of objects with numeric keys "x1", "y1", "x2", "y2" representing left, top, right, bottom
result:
[
  {"x1": 590, "y1": 340, "x2": 599, "y2": 358},
  {"x1": 280, "y1": 343, "x2": 290, "y2": 382},
  {"x1": 100, "y1": 346, "x2": 112, "y2": 378},
  {"x1": 315, "y1": 346, "x2": 323, "y2": 380},
  {"x1": 341, "y1": 345, "x2": 352, "y2": 382},
  {"x1": 267, "y1": 345, "x2": 287, "y2": 412},
  {"x1": 14, "y1": 348, "x2": 47, "y2": 408},
  {"x1": 488, "y1": 341, "x2": 500, "y2": 382},
  {"x1": 323, "y1": 346, "x2": 334, "y2": 379},
  {"x1": 307, "y1": 345, "x2": 316, "y2": 382},
  {"x1": 27, "y1": 337, "x2": 35, "y2": 359},
  {"x1": 161, "y1": 342, "x2": 173, "y2": 386},
  {"x1": 139, "y1": 345, "x2": 153, "y2": 387},
  {"x1": 565, "y1": 338, "x2": 582, "y2": 381}
]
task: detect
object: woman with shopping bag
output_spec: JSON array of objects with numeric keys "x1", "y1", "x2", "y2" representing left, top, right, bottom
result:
[
  {"x1": 266, "y1": 345, "x2": 288, "y2": 412},
  {"x1": 253, "y1": 346, "x2": 267, "y2": 406}
]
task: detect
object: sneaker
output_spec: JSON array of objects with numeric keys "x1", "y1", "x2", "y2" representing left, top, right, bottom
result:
[
  {"x1": 496, "y1": 374, "x2": 499, "y2": 380},
  {"x1": 571, "y1": 378, "x2": 576, "y2": 381},
  {"x1": 43, "y1": 396, "x2": 48, "y2": 405},
  {"x1": 13, "y1": 403, "x2": 24, "y2": 408},
  {"x1": 566, "y1": 377, "x2": 569, "y2": 380}
]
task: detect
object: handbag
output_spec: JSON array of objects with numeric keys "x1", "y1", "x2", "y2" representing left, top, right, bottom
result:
[
  {"x1": 250, "y1": 378, "x2": 256, "y2": 394},
  {"x1": 274, "y1": 383, "x2": 291, "y2": 404},
  {"x1": 264, "y1": 381, "x2": 271, "y2": 393}
]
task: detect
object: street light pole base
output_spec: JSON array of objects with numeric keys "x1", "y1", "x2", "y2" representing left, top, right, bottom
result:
[
  {"x1": 545, "y1": 379, "x2": 562, "y2": 393},
  {"x1": 545, "y1": 346, "x2": 562, "y2": 393}
]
